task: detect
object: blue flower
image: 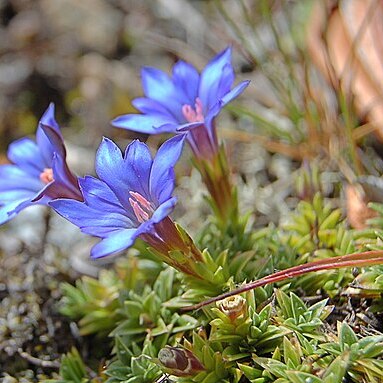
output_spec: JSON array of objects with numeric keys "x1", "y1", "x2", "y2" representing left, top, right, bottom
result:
[
  {"x1": 112, "y1": 47, "x2": 249, "y2": 160},
  {"x1": 50, "y1": 135, "x2": 186, "y2": 259},
  {"x1": 0, "y1": 104, "x2": 82, "y2": 224}
]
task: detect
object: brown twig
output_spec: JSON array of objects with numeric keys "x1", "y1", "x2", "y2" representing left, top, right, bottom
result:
[{"x1": 181, "y1": 250, "x2": 383, "y2": 312}]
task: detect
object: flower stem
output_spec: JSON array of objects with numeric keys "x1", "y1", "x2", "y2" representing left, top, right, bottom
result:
[
  {"x1": 141, "y1": 219, "x2": 204, "y2": 279},
  {"x1": 193, "y1": 145, "x2": 238, "y2": 227},
  {"x1": 181, "y1": 250, "x2": 383, "y2": 311}
]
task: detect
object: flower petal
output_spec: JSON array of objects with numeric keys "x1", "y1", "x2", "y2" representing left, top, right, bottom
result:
[
  {"x1": 219, "y1": 80, "x2": 250, "y2": 107},
  {"x1": 216, "y1": 63, "x2": 235, "y2": 98},
  {"x1": 79, "y1": 176, "x2": 126, "y2": 215},
  {"x1": 95, "y1": 138, "x2": 153, "y2": 209},
  {"x1": 95, "y1": 137, "x2": 124, "y2": 184},
  {"x1": 176, "y1": 121, "x2": 205, "y2": 132},
  {"x1": 111, "y1": 113, "x2": 177, "y2": 134},
  {"x1": 141, "y1": 67, "x2": 188, "y2": 119},
  {"x1": 50, "y1": 152, "x2": 81, "y2": 198},
  {"x1": 39, "y1": 103, "x2": 60, "y2": 135},
  {"x1": 36, "y1": 128, "x2": 58, "y2": 168},
  {"x1": 39, "y1": 124, "x2": 66, "y2": 159},
  {"x1": 0, "y1": 190, "x2": 35, "y2": 205},
  {"x1": 132, "y1": 97, "x2": 177, "y2": 119},
  {"x1": 150, "y1": 135, "x2": 185, "y2": 204},
  {"x1": 50, "y1": 198, "x2": 132, "y2": 237},
  {"x1": 123, "y1": 139, "x2": 153, "y2": 196},
  {"x1": 172, "y1": 60, "x2": 200, "y2": 103},
  {"x1": 205, "y1": 80, "x2": 250, "y2": 127},
  {"x1": 90, "y1": 229, "x2": 139, "y2": 259},
  {"x1": 0, "y1": 165, "x2": 43, "y2": 192},
  {"x1": 33, "y1": 152, "x2": 81, "y2": 202},
  {"x1": 7, "y1": 138, "x2": 45, "y2": 176},
  {"x1": 0, "y1": 198, "x2": 34, "y2": 224},
  {"x1": 36, "y1": 105, "x2": 63, "y2": 166},
  {"x1": 198, "y1": 47, "x2": 234, "y2": 110},
  {"x1": 151, "y1": 197, "x2": 177, "y2": 224}
]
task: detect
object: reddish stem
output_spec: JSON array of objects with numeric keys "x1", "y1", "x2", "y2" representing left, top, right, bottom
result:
[{"x1": 181, "y1": 250, "x2": 383, "y2": 312}]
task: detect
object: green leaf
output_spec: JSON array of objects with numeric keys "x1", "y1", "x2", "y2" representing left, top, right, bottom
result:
[
  {"x1": 338, "y1": 323, "x2": 358, "y2": 352},
  {"x1": 322, "y1": 354, "x2": 349, "y2": 383},
  {"x1": 285, "y1": 371, "x2": 323, "y2": 383},
  {"x1": 283, "y1": 337, "x2": 301, "y2": 367}
]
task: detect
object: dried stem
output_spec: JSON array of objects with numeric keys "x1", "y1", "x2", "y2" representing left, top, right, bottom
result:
[{"x1": 181, "y1": 250, "x2": 383, "y2": 312}]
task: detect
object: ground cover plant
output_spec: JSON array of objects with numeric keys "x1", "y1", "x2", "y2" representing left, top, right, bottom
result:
[{"x1": 2, "y1": 1, "x2": 383, "y2": 382}]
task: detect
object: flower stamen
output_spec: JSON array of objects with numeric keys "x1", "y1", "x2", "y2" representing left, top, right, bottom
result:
[
  {"x1": 182, "y1": 98, "x2": 204, "y2": 123},
  {"x1": 39, "y1": 168, "x2": 54, "y2": 184},
  {"x1": 129, "y1": 191, "x2": 154, "y2": 223}
]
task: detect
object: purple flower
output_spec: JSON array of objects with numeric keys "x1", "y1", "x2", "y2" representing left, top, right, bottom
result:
[
  {"x1": 50, "y1": 135, "x2": 187, "y2": 259},
  {"x1": 0, "y1": 104, "x2": 82, "y2": 224},
  {"x1": 112, "y1": 47, "x2": 249, "y2": 160}
]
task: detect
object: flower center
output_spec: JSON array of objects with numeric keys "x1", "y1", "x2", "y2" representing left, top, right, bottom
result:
[
  {"x1": 39, "y1": 168, "x2": 54, "y2": 184},
  {"x1": 182, "y1": 97, "x2": 204, "y2": 123},
  {"x1": 129, "y1": 191, "x2": 154, "y2": 223}
]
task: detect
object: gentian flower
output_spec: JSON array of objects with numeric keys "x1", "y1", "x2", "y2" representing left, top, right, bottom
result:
[
  {"x1": 112, "y1": 47, "x2": 249, "y2": 160},
  {"x1": 0, "y1": 104, "x2": 82, "y2": 224},
  {"x1": 50, "y1": 135, "x2": 203, "y2": 273}
]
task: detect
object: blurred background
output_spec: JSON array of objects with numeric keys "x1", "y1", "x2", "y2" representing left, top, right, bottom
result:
[{"x1": 0, "y1": 0, "x2": 253, "y2": 153}]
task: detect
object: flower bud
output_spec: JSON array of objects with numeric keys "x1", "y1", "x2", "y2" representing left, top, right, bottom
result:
[
  {"x1": 158, "y1": 346, "x2": 205, "y2": 377},
  {"x1": 218, "y1": 295, "x2": 247, "y2": 321}
]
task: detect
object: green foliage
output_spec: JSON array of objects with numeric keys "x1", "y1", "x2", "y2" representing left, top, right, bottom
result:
[
  {"x1": 274, "y1": 290, "x2": 331, "y2": 340},
  {"x1": 54, "y1": 188, "x2": 383, "y2": 383},
  {"x1": 343, "y1": 203, "x2": 383, "y2": 311},
  {"x1": 106, "y1": 341, "x2": 162, "y2": 383},
  {"x1": 235, "y1": 310, "x2": 383, "y2": 383},
  {"x1": 283, "y1": 193, "x2": 348, "y2": 256},
  {"x1": 59, "y1": 256, "x2": 165, "y2": 337},
  {"x1": 111, "y1": 267, "x2": 199, "y2": 350},
  {"x1": 209, "y1": 290, "x2": 285, "y2": 356},
  {"x1": 60, "y1": 270, "x2": 124, "y2": 336},
  {"x1": 318, "y1": 322, "x2": 383, "y2": 382},
  {"x1": 44, "y1": 348, "x2": 89, "y2": 383},
  {"x1": 345, "y1": 264, "x2": 383, "y2": 311},
  {"x1": 368, "y1": 202, "x2": 383, "y2": 228},
  {"x1": 174, "y1": 332, "x2": 231, "y2": 383},
  {"x1": 197, "y1": 207, "x2": 254, "y2": 259},
  {"x1": 281, "y1": 193, "x2": 361, "y2": 296}
]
